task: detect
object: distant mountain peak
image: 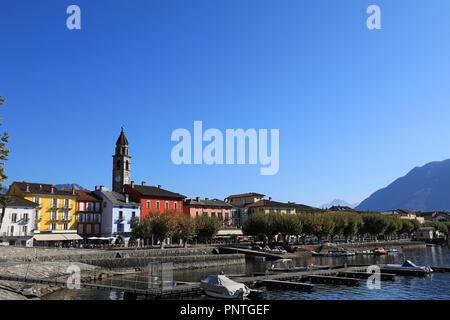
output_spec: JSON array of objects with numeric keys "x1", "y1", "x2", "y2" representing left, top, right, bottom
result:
[
  {"x1": 55, "y1": 183, "x2": 86, "y2": 191},
  {"x1": 356, "y1": 158, "x2": 450, "y2": 212},
  {"x1": 320, "y1": 199, "x2": 359, "y2": 209}
]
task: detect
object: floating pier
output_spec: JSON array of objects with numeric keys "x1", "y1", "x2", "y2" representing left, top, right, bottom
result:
[
  {"x1": 304, "y1": 275, "x2": 360, "y2": 286},
  {"x1": 261, "y1": 279, "x2": 314, "y2": 292},
  {"x1": 379, "y1": 267, "x2": 429, "y2": 277},
  {"x1": 218, "y1": 246, "x2": 284, "y2": 260},
  {"x1": 336, "y1": 271, "x2": 395, "y2": 281},
  {"x1": 430, "y1": 266, "x2": 450, "y2": 273}
]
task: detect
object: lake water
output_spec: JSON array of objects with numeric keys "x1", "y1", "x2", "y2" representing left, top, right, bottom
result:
[{"x1": 43, "y1": 246, "x2": 450, "y2": 300}]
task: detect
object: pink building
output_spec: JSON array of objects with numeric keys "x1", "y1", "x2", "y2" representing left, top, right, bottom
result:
[{"x1": 183, "y1": 198, "x2": 233, "y2": 226}]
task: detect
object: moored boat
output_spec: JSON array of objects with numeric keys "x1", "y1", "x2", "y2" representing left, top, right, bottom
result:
[{"x1": 200, "y1": 275, "x2": 251, "y2": 299}]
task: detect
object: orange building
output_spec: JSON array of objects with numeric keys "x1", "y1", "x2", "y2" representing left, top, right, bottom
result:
[{"x1": 183, "y1": 197, "x2": 233, "y2": 226}]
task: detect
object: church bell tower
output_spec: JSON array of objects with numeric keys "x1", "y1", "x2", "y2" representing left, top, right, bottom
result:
[{"x1": 112, "y1": 126, "x2": 131, "y2": 193}]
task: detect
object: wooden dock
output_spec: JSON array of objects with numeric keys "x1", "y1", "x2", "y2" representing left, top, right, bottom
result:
[
  {"x1": 431, "y1": 266, "x2": 450, "y2": 273},
  {"x1": 305, "y1": 275, "x2": 360, "y2": 286},
  {"x1": 336, "y1": 271, "x2": 396, "y2": 281},
  {"x1": 379, "y1": 267, "x2": 429, "y2": 277},
  {"x1": 261, "y1": 280, "x2": 314, "y2": 292}
]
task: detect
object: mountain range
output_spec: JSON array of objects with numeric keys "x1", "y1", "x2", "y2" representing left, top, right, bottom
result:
[
  {"x1": 356, "y1": 159, "x2": 450, "y2": 212},
  {"x1": 54, "y1": 183, "x2": 86, "y2": 191},
  {"x1": 320, "y1": 199, "x2": 359, "y2": 209}
]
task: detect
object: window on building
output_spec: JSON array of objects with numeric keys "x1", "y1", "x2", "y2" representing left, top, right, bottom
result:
[
  {"x1": 63, "y1": 223, "x2": 68, "y2": 230},
  {"x1": 156, "y1": 201, "x2": 160, "y2": 209},
  {"x1": 211, "y1": 212, "x2": 216, "y2": 217},
  {"x1": 146, "y1": 201, "x2": 150, "y2": 209},
  {"x1": 86, "y1": 224, "x2": 91, "y2": 234},
  {"x1": 51, "y1": 223, "x2": 58, "y2": 230},
  {"x1": 9, "y1": 226, "x2": 14, "y2": 235},
  {"x1": 51, "y1": 210, "x2": 57, "y2": 220},
  {"x1": 196, "y1": 211, "x2": 199, "y2": 217},
  {"x1": 118, "y1": 211, "x2": 123, "y2": 220},
  {"x1": 94, "y1": 224, "x2": 99, "y2": 233},
  {"x1": 33, "y1": 197, "x2": 41, "y2": 205},
  {"x1": 79, "y1": 202, "x2": 85, "y2": 211},
  {"x1": 52, "y1": 198, "x2": 58, "y2": 207},
  {"x1": 95, "y1": 214, "x2": 100, "y2": 222},
  {"x1": 132, "y1": 211, "x2": 136, "y2": 219},
  {"x1": 11, "y1": 213, "x2": 17, "y2": 223},
  {"x1": 218, "y1": 212, "x2": 223, "y2": 220},
  {"x1": 225, "y1": 213, "x2": 229, "y2": 221},
  {"x1": 78, "y1": 224, "x2": 83, "y2": 234},
  {"x1": 23, "y1": 226, "x2": 27, "y2": 234},
  {"x1": 203, "y1": 212, "x2": 208, "y2": 216},
  {"x1": 23, "y1": 213, "x2": 28, "y2": 222},
  {"x1": 34, "y1": 223, "x2": 39, "y2": 231},
  {"x1": 35, "y1": 209, "x2": 41, "y2": 220},
  {"x1": 174, "y1": 202, "x2": 177, "y2": 210},
  {"x1": 165, "y1": 201, "x2": 169, "y2": 210},
  {"x1": 117, "y1": 224, "x2": 124, "y2": 233},
  {"x1": 64, "y1": 199, "x2": 70, "y2": 208},
  {"x1": 86, "y1": 202, "x2": 93, "y2": 211},
  {"x1": 95, "y1": 202, "x2": 100, "y2": 211}
]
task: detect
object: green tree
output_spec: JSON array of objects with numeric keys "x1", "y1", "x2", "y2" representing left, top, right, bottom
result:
[
  {"x1": 327, "y1": 212, "x2": 348, "y2": 240},
  {"x1": 297, "y1": 214, "x2": 315, "y2": 243},
  {"x1": 174, "y1": 214, "x2": 197, "y2": 247},
  {"x1": 399, "y1": 219, "x2": 414, "y2": 237},
  {"x1": 360, "y1": 214, "x2": 388, "y2": 238},
  {"x1": 277, "y1": 214, "x2": 302, "y2": 243},
  {"x1": 195, "y1": 215, "x2": 222, "y2": 242},
  {"x1": 311, "y1": 214, "x2": 335, "y2": 243},
  {"x1": 343, "y1": 213, "x2": 364, "y2": 241},
  {"x1": 130, "y1": 215, "x2": 153, "y2": 246},
  {"x1": 0, "y1": 96, "x2": 11, "y2": 224},
  {"x1": 149, "y1": 210, "x2": 178, "y2": 248}
]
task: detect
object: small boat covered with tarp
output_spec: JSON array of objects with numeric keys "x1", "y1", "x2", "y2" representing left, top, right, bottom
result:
[{"x1": 200, "y1": 275, "x2": 251, "y2": 299}]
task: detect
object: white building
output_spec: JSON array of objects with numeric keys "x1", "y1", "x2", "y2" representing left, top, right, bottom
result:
[
  {"x1": 0, "y1": 196, "x2": 38, "y2": 247},
  {"x1": 93, "y1": 186, "x2": 141, "y2": 245}
]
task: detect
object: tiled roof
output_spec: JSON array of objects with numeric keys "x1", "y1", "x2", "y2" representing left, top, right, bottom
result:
[
  {"x1": 97, "y1": 191, "x2": 141, "y2": 207},
  {"x1": 12, "y1": 182, "x2": 77, "y2": 197},
  {"x1": 184, "y1": 198, "x2": 232, "y2": 208},
  {"x1": 71, "y1": 190, "x2": 102, "y2": 202},
  {"x1": 246, "y1": 199, "x2": 293, "y2": 208},
  {"x1": 225, "y1": 192, "x2": 265, "y2": 200},
  {"x1": 8, "y1": 195, "x2": 38, "y2": 208},
  {"x1": 291, "y1": 203, "x2": 323, "y2": 212},
  {"x1": 127, "y1": 184, "x2": 186, "y2": 199}
]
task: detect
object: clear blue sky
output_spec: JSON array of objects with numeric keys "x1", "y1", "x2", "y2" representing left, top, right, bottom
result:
[{"x1": 1, "y1": 0, "x2": 450, "y2": 207}]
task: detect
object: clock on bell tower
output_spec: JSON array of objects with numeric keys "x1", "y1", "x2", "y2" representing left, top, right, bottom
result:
[{"x1": 112, "y1": 126, "x2": 131, "y2": 193}]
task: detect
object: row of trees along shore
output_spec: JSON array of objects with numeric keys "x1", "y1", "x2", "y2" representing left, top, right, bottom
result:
[
  {"x1": 243, "y1": 211, "x2": 450, "y2": 244},
  {"x1": 130, "y1": 210, "x2": 222, "y2": 247}
]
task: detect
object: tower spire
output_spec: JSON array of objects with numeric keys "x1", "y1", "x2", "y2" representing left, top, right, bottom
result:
[{"x1": 112, "y1": 126, "x2": 131, "y2": 193}]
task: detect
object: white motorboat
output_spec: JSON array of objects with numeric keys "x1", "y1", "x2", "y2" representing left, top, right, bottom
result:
[
  {"x1": 200, "y1": 275, "x2": 251, "y2": 299},
  {"x1": 384, "y1": 260, "x2": 433, "y2": 273}
]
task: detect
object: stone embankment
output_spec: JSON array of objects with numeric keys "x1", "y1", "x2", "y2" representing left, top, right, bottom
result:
[
  {"x1": 0, "y1": 261, "x2": 107, "y2": 300},
  {"x1": 0, "y1": 246, "x2": 246, "y2": 299}
]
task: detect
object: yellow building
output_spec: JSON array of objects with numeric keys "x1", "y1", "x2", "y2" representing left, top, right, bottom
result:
[
  {"x1": 246, "y1": 199, "x2": 296, "y2": 215},
  {"x1": 8, "y1": 182, "x2": 82, "y2": 245}
]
